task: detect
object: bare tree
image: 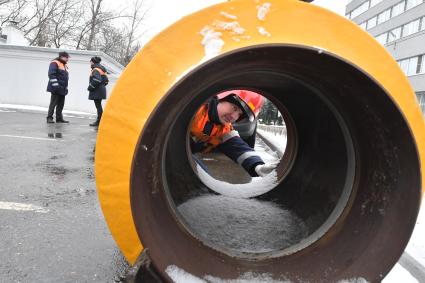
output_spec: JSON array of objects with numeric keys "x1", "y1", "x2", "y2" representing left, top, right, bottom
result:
[
  {"x1": 0, "y1": 0, "x2": 28, "y2": 26},
  {"x1": 50, "y1": 0, "x2": 81, "y2": 47},
  {"x1": 122, "y1": 0, "x2": 148, "y2": 64},
  {"x1": 0, "y1": 0, "x2": 14, "y2": 6},
  {"x1": 1, "y1": 0, "x2": 150, "y2": 66},
  {"x1": 18, "y1": 0, "x2": 66, "y2": 46},
  {"x1": 74, "y1": 0, "x2": 125, "y2": 50}
]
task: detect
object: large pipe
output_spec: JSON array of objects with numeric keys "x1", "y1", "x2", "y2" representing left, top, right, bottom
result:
[{"x1": 95, "y1": 0, "x2": 425, "y2": 282}]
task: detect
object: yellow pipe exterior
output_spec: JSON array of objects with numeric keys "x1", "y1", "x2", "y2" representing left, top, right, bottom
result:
[{"x1": 95, "y1": 0, "x2": 425, "y2": 264}]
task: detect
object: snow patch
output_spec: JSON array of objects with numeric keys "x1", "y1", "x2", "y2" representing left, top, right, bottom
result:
[
  {"x1": 220, "y1": 11, "x2": 237, "y2": 20},
  {"x1": 213, "y1": 20, "x2": 245, "y2": 35},
  {"x1": 0, "y1": 104, "x2": 95, "y2": 117},
  {"x1": 405, "y1": 202, "x2": 425, "y2": 267},
  {"x1": 257, "y1": 3, "x2": 271, "y2": 21},
  {"x1": 256, "y1": 129, "x2": 287, "y2": 158},
  {"x1": 257, "y1": 26, "x2": 271, "y2": 37},
  {"x1": 383, "y1": 264, "x2": 419, "y2": 282},
  {"x1": 200, "y1": 26, "x2": 225, "y2": 60},
  {"x1": 178, "y1": 195, "x2": 308, "y2": 253},
  {"x1": 166, "y1": 265, "x2": 292, "y2": 282},
  {"x1": 0, "y1": 201, "x2": 49, "y2": 213},
  {"x1": 206, "y1": 272, "x2": 291, "y2": 283},
  {"x1": 196, "y1": 164, "x2": 277, "y2": 199},
  {"x1": 166, "y1": 265, "x2": 207, "y2": 283},
  {"x1": 199, "y1": 15, "x2": 247, "y2": 60},
  {"x1": 338, "y1": 278, "x2": 369, "y2": 283}
]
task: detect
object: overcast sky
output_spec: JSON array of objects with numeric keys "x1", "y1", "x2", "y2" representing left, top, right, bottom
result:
[{"x1": 105, "y1": 0, "x2": 350, "y2": 45}]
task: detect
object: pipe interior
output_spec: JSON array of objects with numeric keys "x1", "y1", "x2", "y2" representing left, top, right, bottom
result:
[{"x1": 136, "y1": 45, "x2": 420, "y2": 259}]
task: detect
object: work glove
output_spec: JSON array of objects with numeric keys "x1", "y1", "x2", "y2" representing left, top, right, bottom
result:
[{"x1": 255, "y1": 161, "x2": 278, "y2": 177}]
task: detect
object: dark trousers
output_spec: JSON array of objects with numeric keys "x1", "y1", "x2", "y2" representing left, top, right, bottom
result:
[
  {"x1": 94, "y1": 99, "x2": 103, "y2": 120},
  {"x1": 47, "y1": 93, "x2": 65, "y2": 119}
]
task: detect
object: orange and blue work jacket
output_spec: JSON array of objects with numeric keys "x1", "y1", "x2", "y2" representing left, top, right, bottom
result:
[
  {"x1": 190, "y1": 99, "x2": 264, "y2": 177},
  {"x1": 46, "y1": 58, "x2": 69, "y2": 95}
]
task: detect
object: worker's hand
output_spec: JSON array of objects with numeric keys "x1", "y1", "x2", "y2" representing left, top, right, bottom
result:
[{"x1": 255, "y1": 162, "x2": 278, "y2": 177}]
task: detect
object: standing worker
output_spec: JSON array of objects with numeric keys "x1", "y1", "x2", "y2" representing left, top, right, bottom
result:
[
  {"x1": 87, "y1": 56, "x2": 109, "y2": 127},
  {"x1": 191, "y1": 91, "x2": 277, "y2": 177},
  {"x1": 46, "y1": 51, "x2": 70, "y2": 123}
]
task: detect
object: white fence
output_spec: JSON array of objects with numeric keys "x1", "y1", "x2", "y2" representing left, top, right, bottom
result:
[
  {"x1": 0, "y1": 45, "x2": 123, "y2": 113},
  {"x1": 258, "y1": 124, "x2": 287, "y2": 136}
]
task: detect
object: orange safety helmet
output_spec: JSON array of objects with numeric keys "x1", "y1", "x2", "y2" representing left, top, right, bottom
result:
[{"x1": 217, "y1": 90, "x2": 264, "y2": 122}]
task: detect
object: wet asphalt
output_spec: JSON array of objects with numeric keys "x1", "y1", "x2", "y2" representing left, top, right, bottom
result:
[{"x1": 0, "y1": 109, "x2": 129, "y2": 282}]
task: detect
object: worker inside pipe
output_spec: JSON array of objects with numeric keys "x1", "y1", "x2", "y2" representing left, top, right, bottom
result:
[{"x1": 190, "y1": 90, "x2": 279, "y2": 179}]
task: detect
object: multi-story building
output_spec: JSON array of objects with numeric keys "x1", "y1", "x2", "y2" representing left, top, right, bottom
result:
[{"x1": 346, "y1": 0, "x2": 425, "y2": 116}]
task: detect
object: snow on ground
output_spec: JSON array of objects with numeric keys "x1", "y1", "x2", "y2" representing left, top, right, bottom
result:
[
  {"x1": 166, "y1": 265, "x2": 207, "y2": 283},
  {"x1": 166, "y1": 265, "x2": 369, "y2": 283},
  {"x1": 405, "y1": 203, "x2": 425, "y2": 267},
  {"x1": 197, "y1": 164, "x2": 278, "y2": 198},
  {"x1": 383, "y1": 264, "x2": 419, "y2": 283},
  {"x1": 256, "y1": 129, "x2": 287, "y2": 157},
  {"x1": 166, "y1": 265, "x2": 292, "y2": 283},
  {"x1": 0, "y1": 104, "x2": 95, "y2": 117},
  {"x1": 195, "y1": 136, "x2": 281, "y2": 198},
  {"x1": 178, "y1": 194, "x2": 308, "y2": 254}
]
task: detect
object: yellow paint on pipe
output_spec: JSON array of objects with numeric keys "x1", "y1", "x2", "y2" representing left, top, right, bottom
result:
[{"x1": 95, "y1": 0, "x2": 425, "y2": 264}]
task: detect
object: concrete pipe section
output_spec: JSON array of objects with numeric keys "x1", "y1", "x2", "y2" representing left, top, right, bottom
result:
[{"x1": 95, "y1": 0, "x2": 425, "y2": 282}]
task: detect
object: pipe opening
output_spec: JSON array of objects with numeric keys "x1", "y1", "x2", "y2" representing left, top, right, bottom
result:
[
  {"x1": 131, "y1": 45, "x2": 421, "y2": 280},
  {"x1": 187, "y1": 90, "x2": 293, "y2": 194},
  {"x1": 160, "y1": 45, "x2": 355, "y2": 258}
]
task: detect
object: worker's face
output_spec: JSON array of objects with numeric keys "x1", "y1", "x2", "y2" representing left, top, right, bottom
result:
[
  {"x1": 217, "y1": 101, "x2": 243, "y2": 124},
  {"x1": 60, "y1": 56, "x2": 69, "y2": 63}
]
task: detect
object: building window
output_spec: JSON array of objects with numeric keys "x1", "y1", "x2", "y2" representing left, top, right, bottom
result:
[
  {"x1": 377, "y1": 8, "x2": 391, "y2": 24},
  {"x1": 399, "y1": 58, "x2": 410, "y2": 74},
  {"x1": 346, "y1": 12, "x2": 351, "y2": 19},
  {"x1": 376, "y1": 33, "x2": 388, "y2": 44},
  {"x1": 406, "y1": 0, "x2": 423, "y2": 10},
  {"x1": 402, "y1": 19, "x2": 421, "y2": 37},
  {"x1": 399, "y1": 56, "x2": 422, "y2": 76},
  {"x1": 388, "y1": 27, "x2": 402, "y2": 42},
  {"x1": 367, "y1": 16, "x2": 377, "y2": 29},
  {"x1": 418, "y1": 55, "x2": 425, "y2": 74},
  {"x1": 416, "y1": 92, "x2": 425, "y2": 116},
  {"x1": 421, "y1": 16, "x2": 425, "y2": 30},
  {"x1": 370, "y1": 0, "x2": 384, "y2": 7},
  {"x1": 391, "y1": 1, "x2": 406, "y2": 18},
  {"x1": 408, "y1": 56, "x2": 419, "y2": 76},
  {"x1": 360, "y1": 22, "x2": 367, "y2": 30},
  {"x1": 352, "y1": 1, "x2": 370, "y2": 18}
]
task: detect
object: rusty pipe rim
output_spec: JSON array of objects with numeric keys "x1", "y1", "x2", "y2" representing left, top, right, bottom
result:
[{"x1": 130, "y1": 44, "x2": 421, "y2": 282}]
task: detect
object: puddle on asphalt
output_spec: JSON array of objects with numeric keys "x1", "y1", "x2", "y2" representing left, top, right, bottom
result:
[{"x1": 178, "y1": 194, "x2": 308, "y2": 253}]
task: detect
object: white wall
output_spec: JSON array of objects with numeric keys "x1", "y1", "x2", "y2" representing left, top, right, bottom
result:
[{"x1": 0, "y1": 45, "x2": 123, "y2": 113}]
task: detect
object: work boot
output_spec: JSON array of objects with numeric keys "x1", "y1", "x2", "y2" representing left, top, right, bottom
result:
[
  {"x1": 46, "y1": 117, "x2": 54, "y2": 124},
  {"x1": 56, "y1": 118, "x2": 69, "y2": 123},
  {"x1": 89, "y1": 119, "x2": 99, "y2": 127}
]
